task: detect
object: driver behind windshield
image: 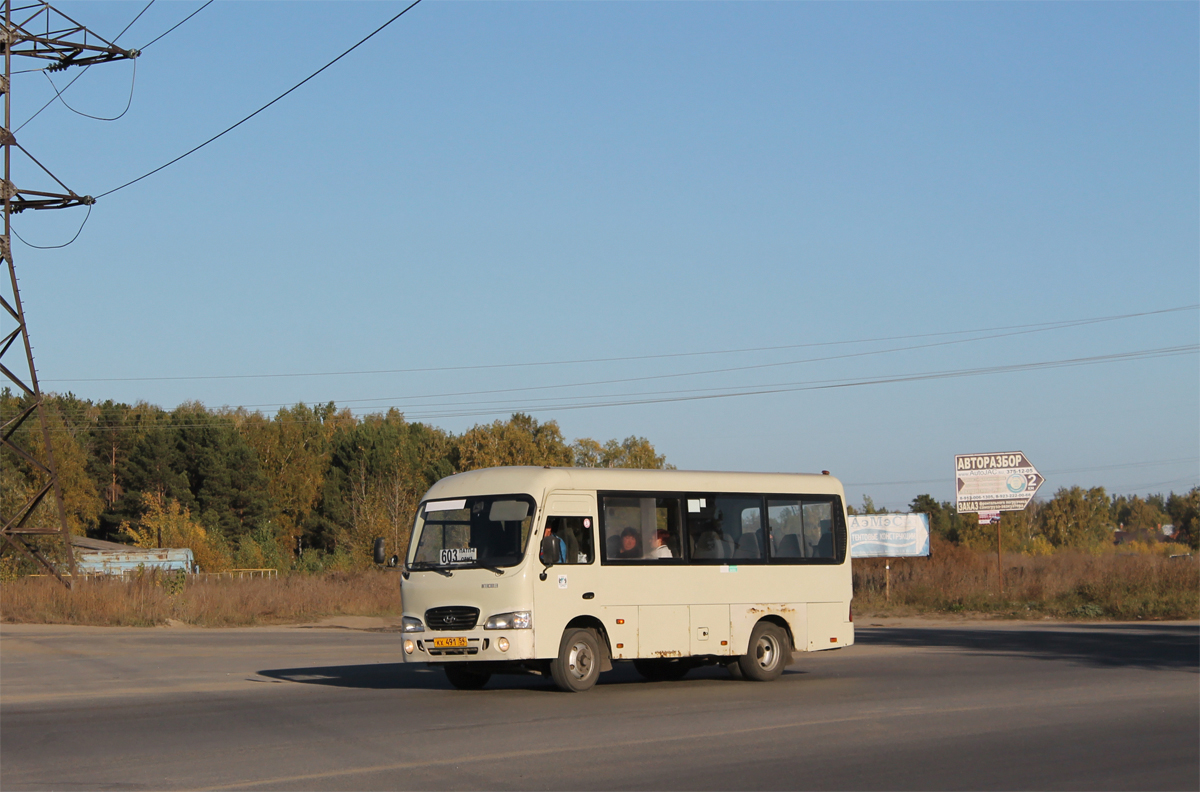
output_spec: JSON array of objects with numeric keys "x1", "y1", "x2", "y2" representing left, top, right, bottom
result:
[{"x1": 540, "y1": 520, "x2": 567, "y2": 564}]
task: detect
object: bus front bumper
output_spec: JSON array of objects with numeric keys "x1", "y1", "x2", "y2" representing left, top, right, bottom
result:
[{"x1": 402, "y1": 629, "x2": 536, "y2": 663}]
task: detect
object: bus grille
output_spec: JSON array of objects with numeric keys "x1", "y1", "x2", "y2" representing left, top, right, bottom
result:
[{"x1": 425, "y1": 606, "x2": 480, "y2": 631}]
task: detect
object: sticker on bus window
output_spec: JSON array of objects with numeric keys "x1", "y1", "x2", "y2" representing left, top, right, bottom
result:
[
  {"x1": 558, "y1": 575, "x2": 568, "y2": 589},
  {"x1": 688, "y1": 499, "x2": 706, "y2": 513},
  {"x1": 425, "y1": 499, "x2": 466, "y2": 513}
]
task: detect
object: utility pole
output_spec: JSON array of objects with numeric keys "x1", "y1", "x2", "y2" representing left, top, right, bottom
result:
[{"x1": 0, "y1": 0, "x2": 137, "y2": 585}]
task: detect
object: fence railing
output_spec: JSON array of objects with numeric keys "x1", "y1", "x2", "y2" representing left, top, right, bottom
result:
[
  {"x1": 193, "y1": 569, "x2": 279, "y2": 580},
  {"x1": 24, "y1": 568, "x2": 279, "y2": 581}
]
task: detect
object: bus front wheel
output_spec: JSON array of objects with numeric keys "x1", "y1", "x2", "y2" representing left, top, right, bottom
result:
[
  {"x1": 738, "y1": 622, "x2": 788, "y2": 682},
  {"x1": 551, "y1": 628, "x2": 601, "y2": 692}
]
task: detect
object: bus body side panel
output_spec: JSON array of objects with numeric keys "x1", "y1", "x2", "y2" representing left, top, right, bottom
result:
[
  {"x1": 807, "y1": 601, "x2": 854, "y2": 650},
  {"x1": 689, "y1": 604, "x2": 731, "y2": 656},
  {"x1": 729, "y1": 603, "x2": 807, "y2": 658}
]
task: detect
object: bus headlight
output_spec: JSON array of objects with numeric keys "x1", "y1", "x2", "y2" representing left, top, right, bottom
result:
[
  {"x1": 484, "y1": 611, "x2": 532, "y2": 630},
  {"x1": 403, "y1": 639, "x2": 415, "y2": 654},
  {"x1": 497, "y1": 637, "x2": 510, "y2": 652},
  {"x1": 401, "y1": 616, "x2": 425, "y2": 633}
]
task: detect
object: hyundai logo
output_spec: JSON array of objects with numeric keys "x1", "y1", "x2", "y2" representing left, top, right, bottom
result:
[{"x1": 444, "y1": 616, "x2": 457, "y2": 624}]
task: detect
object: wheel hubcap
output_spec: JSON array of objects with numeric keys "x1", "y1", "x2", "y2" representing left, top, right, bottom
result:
[
  {"x1": 568, "y1": 641, "x2": 594, "y2": 680},
  {"x1": 755, "y1": 635, "x2": 778, "y2": 669}
]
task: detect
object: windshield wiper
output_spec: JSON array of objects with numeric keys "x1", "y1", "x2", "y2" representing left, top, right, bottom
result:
[
  {"x1": 474, "y1": 563, "x2": 504, "y2": 575},
  {"x1": 408, "y1": 562, "x2": 453, "y2": 577}
]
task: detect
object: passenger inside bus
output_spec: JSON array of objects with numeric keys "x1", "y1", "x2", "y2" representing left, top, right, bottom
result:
[
  {"x1": 648, "y1": 529, "x2": 672, "y2": 558},
  {"x1": 691, "y1": 520, "x2": 729, "y2": 559},
  {"x1": 542, "y1": 516, "x2": 593, "y2": 564},
  {"x1": 540, "y1": 523, "x2": 567, "y2": 564},
  {"x1": 616, "y1": 527, "x2": 642, "y2": 559}
]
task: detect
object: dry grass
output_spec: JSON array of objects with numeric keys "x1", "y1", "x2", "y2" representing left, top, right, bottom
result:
[
  {"x1": 3, "y1": 546, "x2": 1196, "y2": 627},
  {"x1": 854, "y1": 540, "x2": 1200, "y2": 620},
  {"x1": 0, "y1": 570, "x2": 401, "y2": 627}
]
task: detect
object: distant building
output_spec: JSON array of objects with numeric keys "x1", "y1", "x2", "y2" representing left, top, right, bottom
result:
[{"x1": 71, "y1": 536, "x2": 196, "y2": 575}]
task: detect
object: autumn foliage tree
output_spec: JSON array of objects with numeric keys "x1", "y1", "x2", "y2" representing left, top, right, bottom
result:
[{"x1": 8, "y1": 390, "x2": 1194, "y2": 573}]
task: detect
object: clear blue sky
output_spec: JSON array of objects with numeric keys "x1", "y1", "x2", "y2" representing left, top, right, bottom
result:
[{"x1": 13, "y1": 1, "x2": 1199, "y2": 509}]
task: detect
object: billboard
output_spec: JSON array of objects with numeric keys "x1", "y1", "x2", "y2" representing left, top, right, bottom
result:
[
  {"x1": 849, "y1": 513, "x2": 930, "y2": 558},
  {"x1": 955, "y1": 451, "x2": 1044, "y2": 513}
]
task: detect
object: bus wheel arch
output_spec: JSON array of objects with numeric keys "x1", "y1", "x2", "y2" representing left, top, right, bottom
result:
[
  {"x1": 757, "y1": 614, "x2": 795, "y2": 658},
  {"x1": 565, "y1": 616, "x2": 613, "y2": 672}
]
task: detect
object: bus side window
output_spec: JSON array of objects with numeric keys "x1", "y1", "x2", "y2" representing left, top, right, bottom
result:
[
  {"x1": 544, "y1": 516, "x2": 594, "y2": 564},
  {"x1": 768, "y1": 499, "x2": 804, "y2": 558},
  {"x1": 768, "y1": 499, "x2": 836, "y2": 559},
  {"x1": 600, "y1": 496, "x2": 681, "y2": 561},
  {"x1": 686, "y1": 495, "x2": 764, "y2": 561},
  {"x1": 802, "y1": 503, "x2": 834, "y2": 558}
]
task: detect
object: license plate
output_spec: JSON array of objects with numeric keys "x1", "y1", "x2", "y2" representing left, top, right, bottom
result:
[{"x1": 433, "y1": 637, "x2": 468, "y2": 648}]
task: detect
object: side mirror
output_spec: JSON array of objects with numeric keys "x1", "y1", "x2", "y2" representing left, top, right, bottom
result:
[{"x1": 373, "y1": 537, "x2": 386, "y2": 565}]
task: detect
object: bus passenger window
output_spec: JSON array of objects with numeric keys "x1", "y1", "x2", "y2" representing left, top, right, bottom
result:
[
  {"x1": 686, "y1": 495, "x2": 764, "y2": 562},
  {"x1": 768, "y1": 499, "x2": 836, "y2": 559},
  {"x1": 600, "y1": 496, "x2": 681, "y2": 562},
  {"x1": 803, "y1": 503, "x2": 835, "y2": 558},
  {"x1": 542, "y1": 516, "x2": 594, "y2": 564}
]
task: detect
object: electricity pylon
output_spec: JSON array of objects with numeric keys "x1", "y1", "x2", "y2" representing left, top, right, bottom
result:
[{"x1": 0, "y1": 0, "x2": 137, "y2": 585}]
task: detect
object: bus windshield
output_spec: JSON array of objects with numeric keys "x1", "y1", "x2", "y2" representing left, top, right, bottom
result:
[{"x1": 407, "y1": 494, "x2": 536, "y2": 570}]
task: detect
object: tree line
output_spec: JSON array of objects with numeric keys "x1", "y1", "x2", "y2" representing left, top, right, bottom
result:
[
  {"x1": 4, "y1": 388, "x2": 1195, "y2": 574},
  {"x1": 854, "y1": 487, "x2": 1199, "y2": 552},
  {"x1": 1, "y1": 391, "x2": 669, "y2": 572}
]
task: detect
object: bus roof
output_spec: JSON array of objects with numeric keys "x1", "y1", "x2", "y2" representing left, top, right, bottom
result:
[{"x1": 423, "y1": 466, "x2": 846, "y2": 502}]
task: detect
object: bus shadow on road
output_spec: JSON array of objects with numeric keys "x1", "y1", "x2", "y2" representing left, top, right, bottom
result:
[
  {"x1": 257, "y1": 663, "x2": 460, "y2": 690},
  {"x1": 857, "y1": 624, "x2": 1199, "y2": 671},
  {"x1": 256, "y1": 661, "x2": 806, "y2": 691}
]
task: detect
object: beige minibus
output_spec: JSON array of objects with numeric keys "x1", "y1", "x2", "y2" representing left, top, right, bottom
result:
[{"x1": 399, "y1": 466, "x2": 853, "y2": 692}]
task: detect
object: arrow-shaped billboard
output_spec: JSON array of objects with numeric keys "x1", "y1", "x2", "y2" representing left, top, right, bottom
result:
[{"x1": 955, "y1": 451, "x2": 1044, "y2": 513}]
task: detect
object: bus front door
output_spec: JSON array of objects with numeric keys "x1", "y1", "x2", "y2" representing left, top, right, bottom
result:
[{"x1": 533, "y1": 492, "x2": 608, "y2": 659}]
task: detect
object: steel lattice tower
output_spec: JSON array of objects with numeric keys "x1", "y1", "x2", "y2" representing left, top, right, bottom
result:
[{"x1": 0, "y1": 0, "x2": 136, "y2": 585}]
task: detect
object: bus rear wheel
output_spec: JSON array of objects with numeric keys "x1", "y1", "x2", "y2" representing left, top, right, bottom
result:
[
  {"x1": 738, "y1": 622, "x2": 788, "y2": 682},
  {"x1": 444, "y1": 664, "x2": 491, "y2": 690},
  {"x1": 633, "y1": 658, "x2": 692, "y2": 682},
  {"x1": 551, "y1": 628, "x2": 601, "y2": 692}
]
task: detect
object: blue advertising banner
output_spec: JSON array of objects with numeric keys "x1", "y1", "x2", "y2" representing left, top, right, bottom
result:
[{"x1": 849, "y1": 514, "x2": 931, "y2": 558}]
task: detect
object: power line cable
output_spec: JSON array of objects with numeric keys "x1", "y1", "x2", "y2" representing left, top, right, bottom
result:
[
  {"x1": 13, "y1": 0, "x2": 153, "y2": 133},
  {"x1": 845, "y1": 457, "x2": 1200, "y2": 488},
  {"x1": 96, "y1": 0, "x2": 425, "y2": 200},
  {"x1": 42, "y1": 304, "x2": 1198, "y2": 384},
  {"x1": 390, "y1": 345, "x2": 1198, "y2": 421},
  {"x1": 269, "y1": 318, "x2": 1196, "y2": 411},
  {"x1": 26, "y1": 343, "x2": 1196, "y2": 429},
  {"x1": 140, "y1": 0, "x2": 212, "y2": 51},
  {"x1": 1112, "y1": 476, "x2": 1200, "y2": 493},
  {"x1": 11, "y1": 204, "x2": 92, "y2": 249},
  {"x1": 115, "y1": 0, "x2": 157, "y2": 40},
  {"x1": 42, "y1": 60, "x2": 137, "y2": 122}
]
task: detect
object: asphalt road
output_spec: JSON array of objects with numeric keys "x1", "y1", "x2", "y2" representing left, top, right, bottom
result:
[{"x1": 2, "y1": 619, "x2": 1196, "y2": 791}]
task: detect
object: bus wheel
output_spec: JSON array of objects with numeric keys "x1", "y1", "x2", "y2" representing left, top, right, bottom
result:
[
  {"x1": 444, "y1": 664, "x2": 491, "y2": 690},
  {"x1": 551, "y1": 628, "x2": 601, "y2": 692},
  {"x1": 738, "y1": 622, "x2": 788, "y2": 682},
  {"x1": 633, "y1": 658, "x2": 691, "y2": 682}
]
